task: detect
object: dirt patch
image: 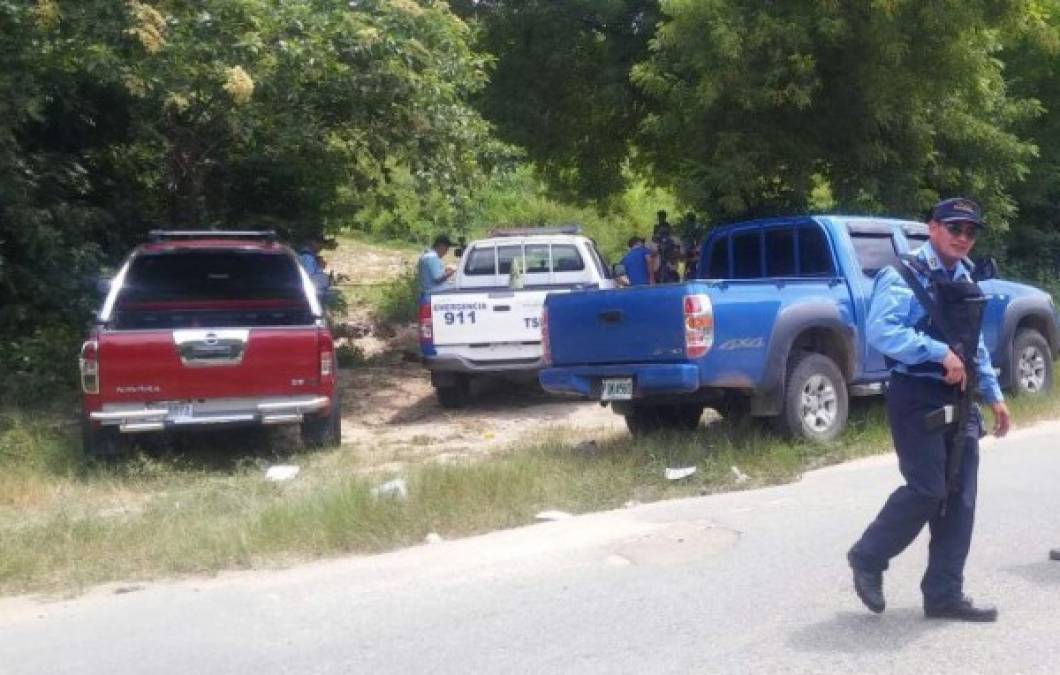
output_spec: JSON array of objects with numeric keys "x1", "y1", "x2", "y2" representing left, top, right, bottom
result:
[
  {"x1": 335, "y1": 365, "x2": 624, "y2": 471},
  {"x1": 323, "y1": 236, "x2": 625, "y2": 471}
]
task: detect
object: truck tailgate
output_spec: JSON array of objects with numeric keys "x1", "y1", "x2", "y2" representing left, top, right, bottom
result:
[
  {"x1": 99, "y1": 328, "x2": 320, "y2": 402},
  {"x1": 546, "y1": 285, "x2": 689, "y2": 365},
  {"x1": 431, "y1": 290, "x2": 549, "y2": 345}
]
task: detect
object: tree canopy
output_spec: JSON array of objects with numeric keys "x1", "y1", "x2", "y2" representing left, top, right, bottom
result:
[{"x1": 5, "y1": 0, "x2": 1060, "y2": 401}]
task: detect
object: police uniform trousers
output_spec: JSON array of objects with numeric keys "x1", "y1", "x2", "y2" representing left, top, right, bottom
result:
[{"x1": 849, "y1": 372, "x2": 980, "y2": 609}]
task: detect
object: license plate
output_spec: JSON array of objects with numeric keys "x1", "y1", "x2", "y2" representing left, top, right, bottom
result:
[
  {"x1": 601, "y1": 378, "x2": 633, "y2": 401},
  {"x1": 167, "y1": 402, "x2": 194, "y2": 419}
]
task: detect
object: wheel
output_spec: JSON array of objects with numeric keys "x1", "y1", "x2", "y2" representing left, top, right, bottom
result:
[
  {"x1": 1009, "y1": 328, "x2": 1053, "y2": 396},
  {"x1": 81, "y1": 420, "x2": 127, "y2": 458},
  {"x1": 301, "y1": 389, "x2": 342, "y2": 448},
  {"x1": 774, "y1": 352, "x2": 848, "y2": 443},
  {"x1": 624, "y1": 403, "x2": 703, "y2": 436},
  {"x1": 435, "y1": 375, "x2": 471, "y2": 409}
]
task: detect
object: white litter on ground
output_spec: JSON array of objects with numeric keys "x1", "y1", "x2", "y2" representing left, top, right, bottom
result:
[
  {"x1": 731, "y1": 465, "x2": 750, "y2": 483},
  {"x1": 535, "y1": 510, "x2": 574, "y2": 522},
  {"x1": 664, "y1": 466, "x2": 697, "y2": 480},
  {"x1": 371, "y1": 478, "x2": 408, "y2": 500},
  {"x1": 265, "y1": 465, "x2": 300, "y2": 482}
]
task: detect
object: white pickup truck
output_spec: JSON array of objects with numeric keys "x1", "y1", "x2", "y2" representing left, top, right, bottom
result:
[{"x1": 419, "y1": 227, "x2": 618, "y2": 407}]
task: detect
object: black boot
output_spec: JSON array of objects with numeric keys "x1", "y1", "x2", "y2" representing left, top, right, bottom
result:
[
  {"x1": 847, "y1": 550, "x2": 885, "y2": 614},
  {"x1": 1050, "y1": 549, "x2": 1060, "y2": 561},
  {"x1": 925, "y1": 596, "x2": 998, "y2": 622}
]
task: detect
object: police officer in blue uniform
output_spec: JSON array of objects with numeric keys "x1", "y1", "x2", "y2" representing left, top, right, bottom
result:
[{"x1": 847, "y1": 197, "x2": 1012, "y2": 622}]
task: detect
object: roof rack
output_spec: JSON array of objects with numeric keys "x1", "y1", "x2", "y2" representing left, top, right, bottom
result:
[
  {"x1": 148, "y1": 230, "x2": 277, "y2": 242},
  {"x1": 487, "y1": 225, "x2": 582, "y2": 237}
]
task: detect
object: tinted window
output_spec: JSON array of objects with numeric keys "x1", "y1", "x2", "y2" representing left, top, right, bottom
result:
[
  {"x1": 798, "y1": 227, "x2": 834, "y2": 276},
  {"x1": 587, "y1": 241, "x2": 612, "y2": 279},
  {"x1": 498, "y1": 245, "x2": 521, "y2": 274},
  {"x1": 525, "y1": 244, "x2": 550, "y2": 273},
  {"x1": 732, "y1": 231, "x2": 762, "y2": 279},
  {"x1": 113, "y1": 250, "x2": 313, "y2": 328},
  {"x1": 851, "y1": 234, "x2": 898, "y2": 277},
  {"x1": 552, "y1": 245, "x2": 585, "y2": 272},
  {"x1": 707, "y1": 237, "x2": 729, "y2": 277},
  {"x1": 465, "y1": 246, "x2": 496, "y2": 276},
  {"x1": 120, "y1": 251, "x2": 304, "y2": 302},
  {"x1": 765, "y1": 228, "x2": 796, "y2": 277}
]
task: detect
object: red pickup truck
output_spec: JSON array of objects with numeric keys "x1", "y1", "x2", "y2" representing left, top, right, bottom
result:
[{"x1": 79, "y1": 231, "x2": 341, "y2": 456}]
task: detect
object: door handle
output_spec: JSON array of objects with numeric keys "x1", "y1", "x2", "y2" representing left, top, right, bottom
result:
[{"x1": 599, "y1": 309, "x2": 623, "y2": 324}]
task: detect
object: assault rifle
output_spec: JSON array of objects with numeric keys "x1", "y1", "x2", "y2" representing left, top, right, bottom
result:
[{"x1": 892, "y1": 259, "x2": 987, "y2": 511}]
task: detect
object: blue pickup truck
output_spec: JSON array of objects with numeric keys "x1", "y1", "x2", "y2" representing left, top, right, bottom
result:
[{"x1": 540, "y1": 216, "x2": 1059, "y2": 442}]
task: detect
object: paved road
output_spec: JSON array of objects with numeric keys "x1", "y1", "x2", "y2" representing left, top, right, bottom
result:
[{"x1": 3, "y1": 422, "x2": 1060, "y2": 674}]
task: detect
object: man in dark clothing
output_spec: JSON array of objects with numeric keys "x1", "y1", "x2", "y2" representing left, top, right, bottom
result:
[
  {"x1": 847, "y1": 197, "x2": 1011, "y2": 623},
  {"x1": 651, "y1": 210, "x2": 680, "y2": 283}
]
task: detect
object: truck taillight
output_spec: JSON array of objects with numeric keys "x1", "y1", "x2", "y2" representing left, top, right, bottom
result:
[
  {"x1": 419, "y1": 301, "x2": 433, "y2": 345},
  {"x1": 80, "y1": 340, "x2": 99, "y2": 394},
  {"x1": 684, "y1": 294, "x2": 714, "y2": 359},
  {"x1": 541, "y1": 306, "x2": 551, "y2": 366},
  {"x1": 318, "y1": 330, "x2": 334, "y2": 380}
]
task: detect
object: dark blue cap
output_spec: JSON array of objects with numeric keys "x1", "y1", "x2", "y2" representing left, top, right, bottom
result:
[{"x1": 931, "y1": 197, "x2": 986, "y2": 228}]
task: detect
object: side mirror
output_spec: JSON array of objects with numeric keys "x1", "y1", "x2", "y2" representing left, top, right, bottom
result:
[
  {"x1": 612, "y1": 262, "x2": 627, "y2": 278},
  {"x1": 972, "y1": 256, "x2": 998, "y2": 282},
  {"x1": 453, "y1": 247, "x2": 464, "y2": 258}
]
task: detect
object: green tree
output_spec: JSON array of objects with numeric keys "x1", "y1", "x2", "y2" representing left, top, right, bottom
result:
[
  {"x1": 0, "y1": 0, "x2": 498, "y2": 402},
  {"x1": 453, "y1": 0, "x2": 660, "y2": 202},
  {"x1": 633, "y1": 0, "x2": 1047, "y2": 225}
]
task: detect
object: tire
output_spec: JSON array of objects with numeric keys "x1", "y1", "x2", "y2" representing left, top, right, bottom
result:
[
  {"x1": 81, "y1": 420, "x2": 126, "y2": 459},
  {"x1": 774, "y1": 352, "x2": 849, "y2": 444},
  {"x1": 435, "y1": 375, "x2": 471, "y2": 409},
  {"x1": 624, "y1": 403, "x2": 703, "y2": 436},
  {"x1": 1009, "y1": 328, "x2": 1053, "y2": 396},
  {"x1": 301, "y1": 389, "x2": 342, "y2": 449}
]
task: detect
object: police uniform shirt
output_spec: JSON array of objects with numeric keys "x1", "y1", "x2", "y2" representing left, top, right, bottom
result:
[{"x1": 866, "y1": 240, "x2": 1004, "y2": 405}]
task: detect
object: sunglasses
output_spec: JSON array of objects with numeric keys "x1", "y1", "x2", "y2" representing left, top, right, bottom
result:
[{"x1": 942, "y1": 222, "x2": 979, "y2": 239}]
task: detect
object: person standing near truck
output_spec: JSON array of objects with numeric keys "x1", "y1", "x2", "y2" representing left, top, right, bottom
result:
[
  {"x1": 650, "y1": 210, "x2": 681, "y2": 283},
  {"x1": 846, "y1": 197, "x2": 1011, "y2": 622},
  {"x1": 619, "y1": 236, "x2": 654, "y2": 286},
  {"x1": 417, "y1": 234, "x2": 456, "y2": 294}
]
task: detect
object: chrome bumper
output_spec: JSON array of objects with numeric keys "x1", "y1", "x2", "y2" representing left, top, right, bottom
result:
[{"x1": 90, "y1": 396, "x2": 330, "y2": 433}]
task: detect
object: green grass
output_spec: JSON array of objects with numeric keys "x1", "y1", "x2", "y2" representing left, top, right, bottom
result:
[{"x1": 1, "y1": 372, "x2": 1058, "y2": 597}]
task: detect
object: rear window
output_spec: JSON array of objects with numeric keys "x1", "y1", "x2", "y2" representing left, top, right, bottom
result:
[
  {"x1": 851, "y1": 234, "x2": 899, "y2": 277},
  {"x1": 706, "y1": 237, "x2": 729, "y2": 277},
  {"x1": 732, "y1": 231, "x2": 762, "y2": 279},
  {"x1": 462, "y1": 243, "x2": 586, "y2": 276},
  {"x1": 112, "y1": 250, "x2": 313, "y2": 328},
  {"x1": 552, "y1": 245, "x2": 585, "y2": 272},
  {"x1": 464, "y1": 247, "x2": 496, "y2": 276},
  {"x1": 798, "y1": 226, "x2": 834, "y2": 277}
]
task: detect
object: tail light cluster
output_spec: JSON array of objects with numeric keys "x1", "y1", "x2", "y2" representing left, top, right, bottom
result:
[
  {"x1": 318, "y1": 329, "x2": 335, "y2": 382},
  {"x1": 683, "y1": 294, "x2": 715, "y2": 359},
  {"x1": 541, "y1": 307, "x2": 551, "y2": 366},
  {"x1": 418, "y1": 301, "x2": 435, "y2": 354},
  {"x1": 80, "y1": 340, "x2": 100, "y2": 394}
]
